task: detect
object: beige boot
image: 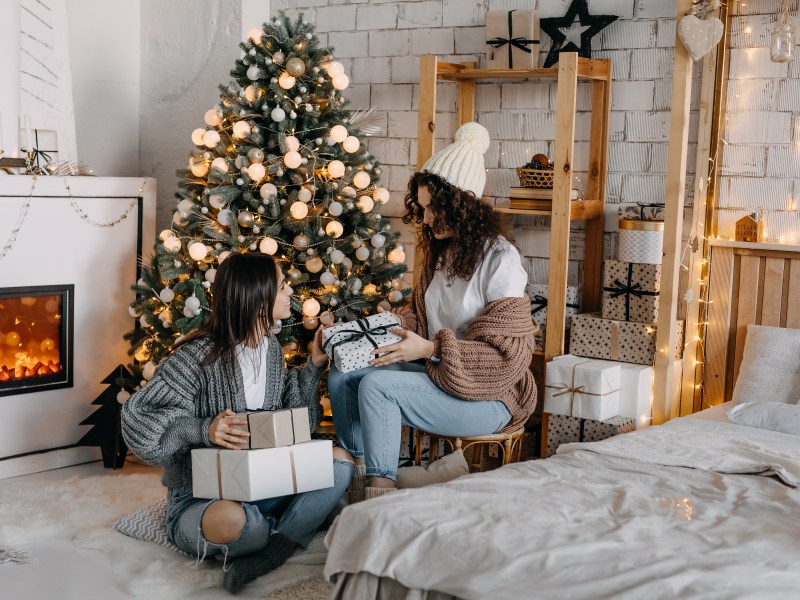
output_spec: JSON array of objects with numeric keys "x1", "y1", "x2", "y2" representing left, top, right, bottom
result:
[
  {"x1": 364, "y1": 486, "x2": 396, "y2": 500},
  {"x1": 347, "y1": 463, "x2": 366, "y2": 503}
]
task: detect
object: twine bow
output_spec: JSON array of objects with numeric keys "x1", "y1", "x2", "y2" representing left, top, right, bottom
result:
[
  {"x1": 603, "y1": 263, "x2": 658, "y2": 321},
  {"x1": 487, "y1": 10, "x2": 540, "y2": 68},
  {"x1": 545, "y1": 359, "x2": 620, "y2": 417}
]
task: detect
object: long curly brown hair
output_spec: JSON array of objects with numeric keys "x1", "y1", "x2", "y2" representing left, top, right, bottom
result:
[{"x1": 403, "y1": 171, "x2": 508, "y2": 280}]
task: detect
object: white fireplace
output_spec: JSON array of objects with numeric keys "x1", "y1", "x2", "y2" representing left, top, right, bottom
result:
[{"x1": 0, "y1": 175, "x2": 155, "y2": 478}]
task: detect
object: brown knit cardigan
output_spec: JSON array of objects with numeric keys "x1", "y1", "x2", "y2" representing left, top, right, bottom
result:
[{"x1": 394, "y1": 262, "x2": 539, "y2": 430}]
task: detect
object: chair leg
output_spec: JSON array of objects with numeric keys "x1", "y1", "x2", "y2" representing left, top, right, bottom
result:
[
  {"x1": 429, "y1": 435, "x2": 439, "y2": 464},
  {"x1": 502, "y1": 437, "x2": 513, "y2": 465}
]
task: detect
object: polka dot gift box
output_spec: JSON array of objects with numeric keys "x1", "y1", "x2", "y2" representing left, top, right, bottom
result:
[{"x1": 321, "y1": 313, "x2": 403, "y2": 373}]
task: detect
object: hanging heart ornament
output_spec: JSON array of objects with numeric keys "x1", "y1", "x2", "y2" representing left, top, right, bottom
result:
[{"x1": 678, "y1": 15, "x2": 724, "y2": 61}]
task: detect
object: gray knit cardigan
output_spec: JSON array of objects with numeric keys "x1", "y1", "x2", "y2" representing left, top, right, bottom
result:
[{"x1": 121, "y1": 335, "x2": 325, "y2": 494}]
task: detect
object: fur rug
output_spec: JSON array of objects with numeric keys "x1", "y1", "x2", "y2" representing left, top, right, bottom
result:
[{"x1": 0, "y1": 470, "x2": 330, "y2": 599}]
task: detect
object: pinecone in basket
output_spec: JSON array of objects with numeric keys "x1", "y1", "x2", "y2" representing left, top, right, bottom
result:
[{"x1": 522, "y1": 153, "x2": 554, "y2": 170}]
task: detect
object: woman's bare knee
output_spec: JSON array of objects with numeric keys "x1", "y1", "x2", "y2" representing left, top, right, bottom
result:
[
  {"x1": 201, "y1": 500, "x2": 246, "y2": 544},
  {"x1": 332, "y1": 447, "x2": 354, "y2": 463}
]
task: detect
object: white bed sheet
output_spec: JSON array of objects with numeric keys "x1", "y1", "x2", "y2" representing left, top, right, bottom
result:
[{"x1": 325, "y1": 411, "x2": 800, "y2": 599}]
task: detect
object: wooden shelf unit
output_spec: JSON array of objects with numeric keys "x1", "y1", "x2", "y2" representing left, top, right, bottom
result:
[{"x1": 416, "y1": 52, "x2": 612, "y2": 364}]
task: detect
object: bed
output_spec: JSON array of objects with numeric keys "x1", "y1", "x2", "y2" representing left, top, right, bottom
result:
[{"x1": 324, "y1": 404, "x2": 800, "y2": 599}]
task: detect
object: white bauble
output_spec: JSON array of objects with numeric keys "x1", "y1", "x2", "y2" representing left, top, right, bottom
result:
[
  {"x1": 177, "y1": 199, "x2": 194, "y2": 214},
  {"x1": 298, "y1": 187, "x2": 313, "y2": 203},
  {"x1": 341, "y1": 186, "x2": 357, "y2": 198},
  {"x1": 116, "y1": 390, "x2": 131, "y2": 404},
  {"x1": 293, "y1": 233, "x2": 311, "y2": 250},
  {"x1": 330, "y1": 249, "x2": 345, "y2": 264},
  {"x1": 260, "y1": 182, "x2": 278, "y2": 200},
  {"x1": 191, "y1": 128, "x2": 206, "y2": 145},
  {"x1": 325, "y1": 61, "x2": 344, "y2": 76},
  {"x1": 278, "y1": 72, "x2": 296, "y2": 89},
  {"x1": 342, "y1": 136, "x2": 360, "y2": 153},
  {"x1": 211, "y1": 157, "x2": 229, "y2": 173},
  {"x1": 302, "y1": 298, "x2": 321, "y2": 316},
  {"x1": 327, "y1": 160, "x2": 345, "y2": 178},
  {"x1": 355, "y1": 246, "x2": 370, "y2": 261},
  {"x1": 203, "y1": 130, "x2": 221, "y2": 148},
  {"x1": 259, "y1": 237, "x2": 278, "y2": 255},
  {"x1": 325, "y1": 220, "x2": 344, "y2": 238},
  {"x1": 247, "y1": 163, "x2": 266, "y2": 180},
  {"x1": 341, "y1": 256, "x2": 353, "y2": 270},
  {"x1": 190, "y1": 160, "x2": 209, "y2": 177},
  {"x1": 247, "y1": 148, "x2": 265, "y2": 164},
  {"x1": 204, "y1": 109, "x2": 221, "y2": 126},
  {"x1": 332, "y1": 74, "x2": 349, "y2": 90},
  {"x1": 319, "y1": 310, "x2": 334, "y2": 325},
  {"x1": 159, "y1": 229, "x2": 176, "y2": 242},
  {"x1": 350, "y1": 278, "x2": 362, "y2": 293},
  {"x1": 285, "y1": 135, "x2": 300, "y2": 151},
  {"x1": 271, "y1": 107, "x2": 286, "y2": 122},
  {"x1": 128, "y1": 304, "x2": 141, "y2": 318},
  {"x1": 218, "y1": 250, "x2": 231, "y2": 263},
  {"x1": 209, "y1": 194, "x2": 226, "y2": 209},
  {"x1": 388, "y1": 290, "x2": 403, "y2": 303},
  {"x1": 188, "y1": 242, "x2": 208, "y2": 261},
  {"x1": 164, "y1": 236, "x2": 182, "y2": 253},
  {"x1": 353, "y1": 171, "x2": 371, "y2": 189},
  {"x1": 185, "y1": 295, "x2": 201, "y2": 312},
  {"x1": 247, "y1": 65, "x2": 261, "y2": 80},
  {"x1": 378, "y1": 300, "x2": 392, "y2": 312},
  {"x1": 205, "y1": 268, "x2": 217, "y2": 283},
  {"x1": 217, "y1": 208, "x2": 233, "y2": 226},
  {"x1": 232, "y1": 120, "x2": 251, "y2": 139},
  {"x1": 328, "y1": 201, "x2": 343, "y2": 216},
  {"x1": 289, "y1": 201, "x2": 309, "y2": 219},
  {"x1": 302, "y1": 316, "x2": 319, "y2": 330},
  {"x1": 373, "y1": 187, "x2": 390, "y2": 203},
  {"x1": 370, "y1": 233, "x2": 385, "y2": 248},
  {"x1": 245, "y1": 84, "x2": 259, "y2": 102},
  {"x1": 142, "y1": 361, "x2": 157, "y2": 381},
  {"x1": 273, "y1": 51, "x2": 285, "y2": 64},
  {"x1": 357, "y1": 196, "x2": 375, "y2": 213},
  {"x1": 139, "y1": 314, "x2": 151, "y2": 328},
  {"x1": 320, "y1": 271, "x2": 335, "y2": 286},
  {"x1": 387, "y1": 247, "x2": 406, "y2": 264},
  {"x1": 329, "y1": 125, "x2": 348, "y2": 143},
  {"x1": 283, "y1": 151, "x2": 302, "y2": 169},
  {"x1": 305, "y1": 256, "x2": 324, "y2": 273}
]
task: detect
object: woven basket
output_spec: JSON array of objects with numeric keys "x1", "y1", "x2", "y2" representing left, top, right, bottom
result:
[{"x1": 516, "y1": 167, "x2": 555, "y2": 188}]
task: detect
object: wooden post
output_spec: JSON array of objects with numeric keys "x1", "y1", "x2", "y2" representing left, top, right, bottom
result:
[
  {"x1": 653, "y1": 0, "x2": 695, "y2": 424},
  {"x1": 457, "y1": 62, "x2": 476, "y2": 126},
  {"x1": 417, "y1": 55, "x2": 438, "y2": 170},
  {"x1": 544, "y1": 52, "x2": 578, "y2": 362}
]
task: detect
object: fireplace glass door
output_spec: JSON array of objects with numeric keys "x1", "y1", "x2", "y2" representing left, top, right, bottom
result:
[{"x1": 0, "y1": 285, "x2": 74, "y2": 396}]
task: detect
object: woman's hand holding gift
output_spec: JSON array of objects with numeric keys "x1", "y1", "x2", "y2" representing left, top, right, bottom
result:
[
  {"x1": 371, "y1": 327, "x2": 435, "y2": 366},
  {"x1": 208, "y1": 409, "x2": 250, "y2": 450},
  {"x1": 311, "y1": 325, "x2": 330, "y2": 368}
]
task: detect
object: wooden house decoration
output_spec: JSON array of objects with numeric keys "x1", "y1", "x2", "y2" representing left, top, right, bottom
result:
[{"x1": 735, "y1": 213, "x2": 764, "y2": 243}]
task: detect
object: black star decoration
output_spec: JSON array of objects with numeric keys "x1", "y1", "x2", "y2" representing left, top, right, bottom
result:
[{"x1": 540, "y1": 0, "x2": 619, "y2": 68}]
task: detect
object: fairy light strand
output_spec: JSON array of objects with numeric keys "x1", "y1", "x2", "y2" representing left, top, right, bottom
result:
[{"x1": 0, "y1": 175, "x2": 38, "y2": 264}]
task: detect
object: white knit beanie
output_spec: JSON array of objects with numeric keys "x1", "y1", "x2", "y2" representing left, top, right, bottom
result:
[{"x1": 421, "y1": 122, "x2": 490, "y2": 198}]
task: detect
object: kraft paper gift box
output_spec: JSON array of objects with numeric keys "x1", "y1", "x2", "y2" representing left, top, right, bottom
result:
[
  {"x1": 569, "y1": 312, "x2": 684, "y2": 365},
  {"x1": 241, "y1": 407, "x2": 311, "y2": 449},
  {"x1": 485, "y1": 9, "x2": 540, "y2": 69},
  {"x1": 555, "y1": 355, "x2": 653, "y2": 428},
  {"x1": 618, "y1": 204, "x2": 665, "y2": 222},
  {"x1": 602, "y1": 260, "x2": 661, "y2": 323},
  {"x1": 191, "y1": 440, "x2": 334, "y2": 502},
  {"x1": 544, "y1": 354, "x2": 621, "y2": 421},
  {"x1": 321, "y1": 313, "x2": 402, "y2": 373},
  {"x1": 546, "y1": 414, "x2": 636, "y2": 458},
  {"x1": 528, "y1": 283, "x2": 581, "y2": 327}
]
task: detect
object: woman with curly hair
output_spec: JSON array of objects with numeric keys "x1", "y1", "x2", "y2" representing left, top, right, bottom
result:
[{"x1": 328, "y1": 122, "x2": 538, "y2": 501}]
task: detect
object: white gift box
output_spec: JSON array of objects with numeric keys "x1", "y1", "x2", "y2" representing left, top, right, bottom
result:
[
  {"x1": 242, "y1": 407, "x2": 311, "y2": 449},
  {"x1": 556, "y1": 356, "x2": 653, "y2": 428},
  {"x1": 544, "y1": 355, "x2": 621, "y2": 421},
  {"x1": 322, "y1": 313, "x2": 402, "y2": 373},
  {"x1": 528, "y1": 283, "x2": 581, "y2": 327},
  {"x1": 191, "y1": 440, "x2": 333, "y2": 502}
]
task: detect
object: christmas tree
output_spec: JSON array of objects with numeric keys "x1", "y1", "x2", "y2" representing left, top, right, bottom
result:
[
  {"x1": 124, "y1": 13, "x2": 410, "y2": 384},
  {"x1": 78, "y1": 365, "x2": 132, "y2": 469}
]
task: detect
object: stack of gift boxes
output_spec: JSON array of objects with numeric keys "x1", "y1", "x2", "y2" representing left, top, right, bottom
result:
[
  {"x1": 544, "y1": 204, "x2": 685, "y2": 457},
  {"x1": 191, "y1": 407, "x2": 334, "y2": 501}
]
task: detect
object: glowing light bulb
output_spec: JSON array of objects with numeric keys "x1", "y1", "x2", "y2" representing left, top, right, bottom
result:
[
  {"x1": 353, "y1": 171, "x2": 370, "y2": 189},
  {"x1": 330, "y1": 125, "x2": 348, "y2": 143},
  {"x1": 303, "y1": 298, "x2": 321, "y2": 316},
  {"x1": 326, "y1": 220, "x2": 344, "y2": 238},
  {"x1": 327, "y1": 160, "x2": 345, "y2": 178}
]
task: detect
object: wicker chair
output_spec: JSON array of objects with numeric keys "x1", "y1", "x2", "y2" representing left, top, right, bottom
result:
[{"x1": 414, "y1": 426, "x2": 525, "y2": 472}]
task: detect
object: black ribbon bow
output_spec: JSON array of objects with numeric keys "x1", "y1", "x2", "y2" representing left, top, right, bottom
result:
[
  {"x1": 321, "y1": 317, "x2": 397, "y2": 356},
  {"x1": 487, "y1": 10, "x2": 540, "y2": 69},
  {"x1": 602, "y1": 263, "x2": 658, "y2": 321},
  {"x1": 31, "y1": 130, "x2": 55, "y2": 169},
  {"x1": 531, "y1": 293, "x2": 579, "y2": 317}
]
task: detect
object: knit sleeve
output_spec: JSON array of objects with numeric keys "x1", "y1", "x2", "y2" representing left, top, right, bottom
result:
[
  {"x1": 121, "y1": 346, "x2": 213, "y2": 466},
  {"x1": 281, "y1": 357, "x2": 325, "y2": 431},
  {"x1": 392, "y1": 305, "x2": 421, "y2": 335},
  {"x1": 426, "y1": 297, "x2": 536, "y2": 401}
]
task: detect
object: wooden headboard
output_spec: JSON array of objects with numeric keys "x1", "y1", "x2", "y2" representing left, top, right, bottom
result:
[{"x1": 705, "y1": 239, "x2": 800, "y2": 405}]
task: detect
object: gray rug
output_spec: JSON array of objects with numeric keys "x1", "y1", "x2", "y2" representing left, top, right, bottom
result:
[
  {"x1": 0, "y1": 547, "x2": 31, "y2": 565},
  {"x1": 258, "y1": 574, "x2": 333, "y2": 600}
]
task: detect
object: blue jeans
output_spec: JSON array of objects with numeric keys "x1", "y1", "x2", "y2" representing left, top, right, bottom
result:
[
  {"x1": 166, "y1": 458, "x2": 353, "y2": 559},
  {"x1": 328, "y1": 362, "x2": 511, "y2": 480}
]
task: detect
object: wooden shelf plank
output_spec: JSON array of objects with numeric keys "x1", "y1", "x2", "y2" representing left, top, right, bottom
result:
[
  {"x1": 708, "y1": 238, "x2": 800, "y2": 253},
  {"x1": 495, "y1": 199, "x2": 603, "y2": 219},
  {"x1": 436, "y1": 57, "x2": 610, "y2": 82}
]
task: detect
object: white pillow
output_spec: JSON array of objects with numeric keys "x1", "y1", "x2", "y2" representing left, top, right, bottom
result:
[
  {"x1": 727, "y1": 401, "x2": 800, "y2": 436},
  {"x1": 731, "y1": 324, "x2": 800, "y2": 406}
]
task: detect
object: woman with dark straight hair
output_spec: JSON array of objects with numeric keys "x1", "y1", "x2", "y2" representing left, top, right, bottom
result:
[
  {"x1": 122, "y1": 252, "x2": 353, "y2": 593},
  {"x1": 328, "y1": 123, "x2": 537, "y2": 501}
]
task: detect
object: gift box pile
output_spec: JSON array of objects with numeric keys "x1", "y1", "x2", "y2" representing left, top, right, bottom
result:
[
  {"x1": 485, "y1": 9, "x2": 540, "y2": 69},
  {"x1": 321, "y1": 313, "x2": 402, "y2": 373},
  {"x1": 545, "y1": 413, "x2": 636, "y2": 458},
  {"x1": 192, "y1": 408, "x2": 334, "y2": 502}
]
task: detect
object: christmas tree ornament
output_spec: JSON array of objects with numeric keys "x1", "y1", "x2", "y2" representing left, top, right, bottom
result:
[
  {"x1": 247, "y1": 163, "x2": 266, "y2": 180},
  {"x1": 142, "y1": 361, "x2": 157, "y2": 380},
  {"x1": 164, "y1": 236, "x2": 182, "y2": 253},
  {"x1": 330, "y1": 297, "x2": 339, "y2": 307},
  {"x1": 373, "y1": 187, "x2": 390, "y2": 204},
  {"x1": 290, "y1": 201, "x2": 309, "y2": 219},
  {"x1": 341, "y1": 186, "x2": 357, "y2": 198},
  {"x1": 232, "y1": 120, "x2": 251, "y2": 139},
  {"x1": 247, "y1": 148, "x2": 264, "y2": 164},
  {"x1": 236, "y1": 177, "x2": 245, "y2": 185},
  {"x1": 302, "y1": 298, "x2": 321, "y2": 316},
  {"x1": 362, "y1": 283, "x2": 378, "y2": 295},
  {"x1": 341, "y1": 256, "x2": 353, "y2": 270},
  {"x1": 388, "y1": 290, "x2": 403, "y2": 303},
  {"x1": 139, "y1": 314, "x2": 151, "y2": 328},
  {"x1": 209, "y1": 194, "x2": 226, "y2": 209},
  {"x1": 188, "y1": 241, "x2": 208, "y2": 260},
  {"x1": 286, "y1": 57, "x2": 306, "y2": 77},
  {"x1": 289, "y1": 110, "x2": 297, "y2": 119},
  {"x1": 306, "y1": 256, "x2": 324, "y2": 273},
  {"x1": 260, "y1": 182, "x2": 278, "y2": 199},
  {"x1": 190, "y1": 160, "x2": 209, "y2": 177},
  {"x1": 271, "y1": 107, "x2": 286, "y2": 122},
  {"x1": 211, "y1": 157, "x2": 229, "y2": 172},
  {"x1": 218, "y1": 250, "x2": 231, "y2": 263},
  {"x1": 204, "y1": 109, "x2": 221, "y2": 127},
  {"x1": 350, "y1": 278, "x2": 363, "y2": 293},
  {"x1": 358, "y1": 195, "x2": 375, "y2": 213},
  {"x1": 540, "y1": 0, "x2": 619, "y2": 68},
  {"x1": 353, "y1": 171, "x2": 371, "y2": 189},
  {"x1": 259, "y1": 237, "x2": 278, "y2": 255},
  {"x1": 327, "y1": 160, "x2": 345, "y2": 178},
  {"x1": 330, "y1": 125, "x2": 348, "y2": 143},
  {"x1": 329, "y1": 201, "x2": 343, "y2": 216},
  {"x1": 298, "y1": 187, "x2": 313, "y2": 202},
  {"x1": 319, "y1": 310, "x2": 334, "y2": 325},
  {"x1": 343, "y1": 136, "x2": 360, "y2": 153},
  {"x1": 202, "y1": 130, "x2": 221, "y2": 148},
  {"x1": 326, "y1": 220, "x2": 344, "y2": 238},
  {"x1": 370, "y1": 233, "x2": 386, "y2": 248},
  {"x1": 172, "y1": 211, "x2": 186, "y2": 226},
  {"x1": 285, "y1": 136, "x2": 301, "y2": 152},
  {"x1": 284, "y1": 151, "x2": 302, "y2": 169},
  {"x1": 332, "y1": 74, "x2": 350, "y2": 90},
  {"x1": 205, "y1": 268, "x2": 217, "y2": 283},
  {"x1": 330, "y1": 249, "x2": 345, "y2": 264},
  {"x1": 279, "y1": 72, "x2": 296, "y2": 89},
  {"x1": 191, "y1": 128, "x2": 206, "y2": 145},
  {"x1": 771, "y1": 0, "x2": 796, "y2": 63},
  {"x1": 678, "y1": 13, "x2": 724, "y2": 61},
  {"x1": 185, "y1": 295, "x2": 201, "y2": 312},
  {"x1": 387, "y1": 246, "x2": 405, "y2": 264},
  {"x1": 273, "y1": 51, "x2": 285, "y2": 64},
  {"x1": 247, "y1": 65, "x2": 261, "y2": 80},
  {"x1": 159, "y1": 229, "x2": 176, "y2": 241},
  {"x1": 325, "y1": 61, "x2": 344, "y2": 76},
  {"x1": 237, "y1": 211, "x2": 255, "y2": 227},
  {"x1": 356, "y1": 246, "x2": 370, "y2": 261},
  {"x1": 293, "y1": 233, "x2": 311, "y2": 250},
  {"x1": 320, "y1": 271, "x2": 335, "y2": 286},
  {"x1": 302, "y1": 316, "x2": 319, "y2": 330},
  {"x1": 245, "y1": 85, "x2": 259, "y2": 102},
  {"x1": 235, "y1": 155, "x2": 247, "y2": 169},
  {"x1": 217, "y1": 208, "x2": 233, "y2": 225},
  {"x1": 288, "y1": 267, "x2": 302, "y2": 281}
]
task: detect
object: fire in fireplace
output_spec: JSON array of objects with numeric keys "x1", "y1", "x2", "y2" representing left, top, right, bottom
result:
[{"x1": 0, "y1": 285, "x2": 74, "y2": 396}]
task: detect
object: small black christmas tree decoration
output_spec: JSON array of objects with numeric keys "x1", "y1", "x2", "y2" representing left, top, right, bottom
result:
[
  {"x1": 78, "y1": 365, "x2": 132, "y2": 469},
  {"x1": 540, "y1": 0, "x2": 618, "y2": 68}
]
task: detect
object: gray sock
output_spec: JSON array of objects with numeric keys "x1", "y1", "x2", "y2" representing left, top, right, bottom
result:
[
  {"x1": 223, "y1": 532, "x2": 297, "y2": 594},
  {"x1": 347, "y1": 463, "x2": 366, "y2": 503}
]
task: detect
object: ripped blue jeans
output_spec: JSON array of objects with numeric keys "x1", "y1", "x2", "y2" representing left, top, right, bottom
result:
[{"x1": 166, "y1": 458, "x2": 353, "y2": 560}]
